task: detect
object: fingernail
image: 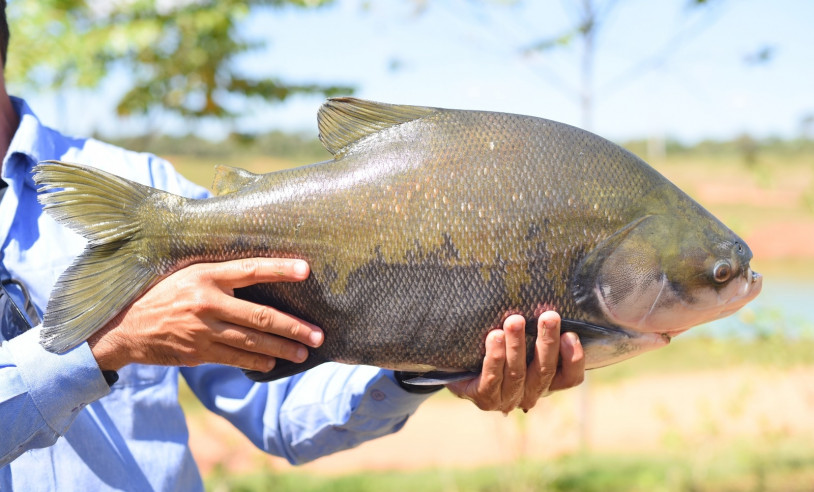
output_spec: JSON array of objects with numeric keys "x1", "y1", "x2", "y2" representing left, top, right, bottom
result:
[
  {"x1": 266, "y1": 358, "x2": 276, "y2": 371},
  {"x1": 296, "y1": 347, "x2": 308, "y2": 361},
  {"x1": 565, "y1": 332, "x2": 580, "y2": 346},
  {"x1": 309, "y1": 330, "x2": 323, "y2": 347},
  {"x1": 293, "y1": 260, "x2": 309, "y2": 277}
]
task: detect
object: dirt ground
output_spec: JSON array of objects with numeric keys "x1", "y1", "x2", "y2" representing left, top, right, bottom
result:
[{"x1": 187, "y1": 365, "x2": 814, "y2": 476}]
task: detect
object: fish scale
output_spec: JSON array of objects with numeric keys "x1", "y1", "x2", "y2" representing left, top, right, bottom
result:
[{"x1": 33, "y1": 97, "x2": 761, "y2": 383}]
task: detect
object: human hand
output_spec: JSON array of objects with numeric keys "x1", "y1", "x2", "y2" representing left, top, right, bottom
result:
[
  {"x1": 88, "y1": 258, "x2": 323, "y2": 372},
  {"x1": 446, "y1": 311, "x2": 585, "y2": 413}
]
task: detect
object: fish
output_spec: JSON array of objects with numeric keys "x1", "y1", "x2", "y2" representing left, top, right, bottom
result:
[{"x1": 33, "y1": 97, "x2": 762, "y2": 384}]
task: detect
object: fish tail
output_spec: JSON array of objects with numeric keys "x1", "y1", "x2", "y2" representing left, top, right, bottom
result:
[{"x1": 33, "y1": 161, "x2": 164, "y2": 353}]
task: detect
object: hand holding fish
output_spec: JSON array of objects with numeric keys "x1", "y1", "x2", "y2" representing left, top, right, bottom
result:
[
  {"x1": 447, "y1": 312, "x2": 585, "y2": 413},
  {"x1": 87, "y1": 258, "x2": 324, "y2": 372}
]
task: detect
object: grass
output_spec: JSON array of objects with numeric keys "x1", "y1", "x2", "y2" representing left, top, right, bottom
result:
[{"x1": 204, "y1": 437, "x2": 814, "y2": 492}]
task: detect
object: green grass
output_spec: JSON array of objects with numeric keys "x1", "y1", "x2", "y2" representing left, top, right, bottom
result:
[{"x1": 204, "y1": 437, "x2": 814, "y2": 492}]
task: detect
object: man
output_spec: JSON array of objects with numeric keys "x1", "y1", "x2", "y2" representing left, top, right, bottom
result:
[{"x1": 0, "y1": 6, "x2": 584, "y2": 490}]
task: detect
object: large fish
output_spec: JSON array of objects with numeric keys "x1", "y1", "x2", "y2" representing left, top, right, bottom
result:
[{"x1": 34, "y1": 98, "x2": 762, "y2": 383}]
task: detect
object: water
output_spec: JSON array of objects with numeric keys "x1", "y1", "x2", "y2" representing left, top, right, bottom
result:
[{"x1": 695, "y1": 278, "x2": 814, "y2": 339}]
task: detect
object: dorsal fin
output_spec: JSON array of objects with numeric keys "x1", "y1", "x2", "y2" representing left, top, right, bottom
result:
[
  {"x1": 212, "y1": 165, "x2": 263, "y2": 196},
  {"x1": 317, "y1": 97, "x2": 438, "y2": 156}
]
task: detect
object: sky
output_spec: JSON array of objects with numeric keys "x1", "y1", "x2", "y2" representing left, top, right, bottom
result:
[{"x1": 13, "y1": 0, "x2": 814, "y2": 144}]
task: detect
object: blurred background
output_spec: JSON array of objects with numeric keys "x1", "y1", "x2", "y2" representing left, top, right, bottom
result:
[{"x1": 7, "y1": 0, "x2": 814, "y2": 490}]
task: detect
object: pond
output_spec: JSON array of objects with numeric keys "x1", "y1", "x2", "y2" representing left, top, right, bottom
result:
[{"x1": 695, "y1": 276, "x2": 814, "y2": 339}]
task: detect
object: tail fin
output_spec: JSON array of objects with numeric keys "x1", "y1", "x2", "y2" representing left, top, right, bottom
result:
[{"x1": 33, "y1": 161, "x2": 164, "y2": 353}]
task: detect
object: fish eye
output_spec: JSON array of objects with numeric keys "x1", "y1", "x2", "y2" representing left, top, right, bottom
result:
[{"x1": 713, "y1": 260, "x2": 732, "y2": 283}]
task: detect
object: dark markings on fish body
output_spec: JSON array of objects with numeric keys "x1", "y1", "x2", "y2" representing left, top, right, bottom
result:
[
  {"x1": 320, "y1": 263, "x2": 339, "y2": 287},
  {"x1": 404, "y1": 239, "x2": 426, "y2": 265},
  {"x1": 435, "y1": 233, "x2": 460, "y2": 262},
  {"x1": 518, "y1": 240, "x2": 556, "y2": 306},
  {"x1": 570, "y1": 244, "x2": 604, "y2": 320},
  {"x1": 236, "y1": 251, "x2": 527, "y2": 379},
  {"x1": 525, "y1": 222, "x2": 541, "y2": 241}
]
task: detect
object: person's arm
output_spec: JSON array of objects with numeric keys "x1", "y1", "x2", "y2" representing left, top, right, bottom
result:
[
  {"x1": 0, "y1": 328, "x2": 110, "y2": 467},
  {"x1": 182, "y1": 363, "x2": 433, "y2": 465}
]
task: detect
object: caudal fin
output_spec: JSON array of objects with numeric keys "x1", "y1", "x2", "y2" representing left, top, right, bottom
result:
[{"x1": 33, "y1": 161, "x2": 164, "y2": 353}]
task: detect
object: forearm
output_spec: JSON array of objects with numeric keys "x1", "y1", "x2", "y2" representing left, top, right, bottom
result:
[
  {"x1": 0, "y1": 328, "x2": 110, "y2": 467},
  {"x1": 276, "y1": 365, "x2": 434, "y2": 464},
  {"x1": 182, "y1": 363, "x2": 435, "y2": 465}
]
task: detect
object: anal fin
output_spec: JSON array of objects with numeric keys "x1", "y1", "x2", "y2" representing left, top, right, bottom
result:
[
  {"x1": 243, "y1": 353, "x2": 326, "y2": 382},
  {"x1": 399, "y1": 370, "x2": 478, "y2": 386}
]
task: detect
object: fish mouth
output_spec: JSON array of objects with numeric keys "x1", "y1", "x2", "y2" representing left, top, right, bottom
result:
[{"x1": 721, "y1": 268, "x2": 763, "y2": 315}]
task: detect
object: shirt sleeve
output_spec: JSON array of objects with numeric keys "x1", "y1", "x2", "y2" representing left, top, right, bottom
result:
[
  {"x1": 180, "y1": 363, "x2": 435, "y2": 465},
  {"x1": 0, "y1": 327, "x2": 111, "y2": 467}
]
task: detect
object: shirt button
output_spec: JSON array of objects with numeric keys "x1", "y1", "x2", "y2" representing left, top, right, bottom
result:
[{"x1": 371, "y1": 389, "x2": 386, "y2": 401}]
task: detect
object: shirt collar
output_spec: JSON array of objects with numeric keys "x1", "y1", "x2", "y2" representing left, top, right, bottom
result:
[{"x1": 3, "y1": 96, "x2": 79, "y2": 185}]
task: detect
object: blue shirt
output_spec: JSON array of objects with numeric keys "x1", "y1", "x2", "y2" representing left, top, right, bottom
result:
[{"x1": 0, "y1": 97, "x2": 434, "y2": 491}]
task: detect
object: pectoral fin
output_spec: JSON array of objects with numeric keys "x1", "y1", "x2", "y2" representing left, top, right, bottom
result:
[{"x1": 242, "y1": 353, "x2": 326, "y2": 382}]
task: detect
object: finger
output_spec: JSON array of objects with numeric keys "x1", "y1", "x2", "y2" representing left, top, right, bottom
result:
[
  {"x1": 500, "y1": 315, "x2": 527, "y2": 411},
  {"x1": 204, "y1": 258, "x2": 311, "y2": 289},
  {"x1": 549, "y1": 332, "x2": 586, "y2": 392},
  {"x1": 520, "y1": 311, "x2": 561, "y2": 411},
  {"x1": 215, "y1": 296, "x2": 323, "y2": 348},
  {"x1": 466, "y1": 329, "x2": 506, "y2": 411},
  {"x1": 214, "y1": 323, "x2": 310, "y2": 363},
  {"x1": 206, "y1": 343, "x2": 278, "y2": 372}
]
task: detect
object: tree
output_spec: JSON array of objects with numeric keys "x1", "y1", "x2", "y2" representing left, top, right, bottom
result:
[
  {"x1": 521, "y1": 0, "x2": 724, "y2": 131},
  {"x1": 6, "y1": 0, "x2": 352, "y2": 130}
]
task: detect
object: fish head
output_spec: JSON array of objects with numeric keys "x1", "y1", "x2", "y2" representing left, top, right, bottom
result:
[{"x1": 575, "y1": 209, "x2": 762, "y2": 337}]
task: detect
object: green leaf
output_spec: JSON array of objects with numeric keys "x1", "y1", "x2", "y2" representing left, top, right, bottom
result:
[{"x1": 7, "y1": 0, "x2": 347, "y2": 131}]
